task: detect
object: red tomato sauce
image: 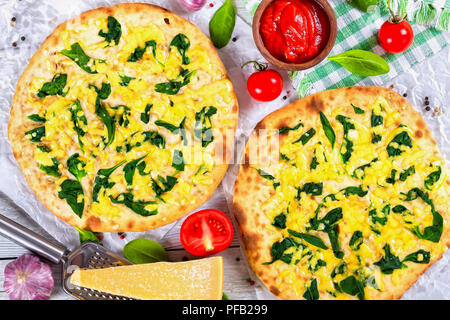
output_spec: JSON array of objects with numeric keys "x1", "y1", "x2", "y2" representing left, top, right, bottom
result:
[{"x1": 260, "y1": 0, "x2": 330, "y2": 63}]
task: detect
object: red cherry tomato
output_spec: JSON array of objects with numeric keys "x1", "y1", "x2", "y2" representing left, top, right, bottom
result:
[
  {"x1": 378, "y1": 19, "x2": 414, "y2": 54},
  {"x1": 247, "y1": 69, "x2": 283, "y2": 102},
  {"x1": 180, "y1": 209, "x2": 233, "y2": 257}
]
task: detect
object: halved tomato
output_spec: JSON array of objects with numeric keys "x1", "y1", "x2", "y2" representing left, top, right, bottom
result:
[{"x1": 180, "y1": 209, "x2": 234, "y2": 256}]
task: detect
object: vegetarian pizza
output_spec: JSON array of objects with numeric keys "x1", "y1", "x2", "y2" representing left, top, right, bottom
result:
[
  {"x1": 233, "y1": 87, "x2": 449, "y2": 300},
  {"x1": 8, "y1": 3, "x2": 238, "y2": 232}
]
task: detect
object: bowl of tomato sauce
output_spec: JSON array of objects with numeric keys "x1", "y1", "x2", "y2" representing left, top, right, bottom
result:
[{"x1": 253, "y1": 0, "x2": 337, "y2": 71}]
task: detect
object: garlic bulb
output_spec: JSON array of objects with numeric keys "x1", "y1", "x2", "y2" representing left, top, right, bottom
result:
[{"x1": 3, "y1": 254, "x2": 54, "y2": 300}]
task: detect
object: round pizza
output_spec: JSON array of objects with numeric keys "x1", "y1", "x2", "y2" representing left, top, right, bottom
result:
[
  {"x1": 8, "y1": 3, "x2": 238, "y2": 232},
  {"x1": 233, "y1": 87, "x2": 449, "y2": 300}
]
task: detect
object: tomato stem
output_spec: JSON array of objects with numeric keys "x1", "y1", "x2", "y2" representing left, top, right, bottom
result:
[
  {"x1": 386, "y1": 0, "x2": 406, "y2": 23},
  {"x1": 241, "y1": 60, "x2": 268, "y2": 72}
]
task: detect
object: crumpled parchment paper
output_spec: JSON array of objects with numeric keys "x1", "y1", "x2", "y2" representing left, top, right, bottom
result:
[{"x1": 0, "y1": 0, "x2": 449, "y2": 300}]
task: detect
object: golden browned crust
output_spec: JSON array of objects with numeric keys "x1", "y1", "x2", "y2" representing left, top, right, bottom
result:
[
  {"x1": 233, "y1": 86, "x2": 450, "y2": 300},
  {"x1": 8, "y1": 3, "x2": 238, "y2": 232}
]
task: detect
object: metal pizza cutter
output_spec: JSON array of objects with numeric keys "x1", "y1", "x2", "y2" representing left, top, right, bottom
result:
[{"x1": 0, "y1": 212, "x2": 133, "y2": 300}]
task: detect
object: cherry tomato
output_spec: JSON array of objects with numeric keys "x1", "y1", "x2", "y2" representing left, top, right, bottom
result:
[
  {"x1": 180, "y1": 209, "x2": 233, "y2": 256},
  {"x1": 247, "y1": 69, "x2": 283, "y2": 102},
  {"x1": 378, "y1": 19, "x2": 414, "y2": 54}
]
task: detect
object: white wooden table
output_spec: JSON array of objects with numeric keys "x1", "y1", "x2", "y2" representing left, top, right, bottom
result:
[{"x1": 0, "y1": 0, "x2": 260, "y2": 300}]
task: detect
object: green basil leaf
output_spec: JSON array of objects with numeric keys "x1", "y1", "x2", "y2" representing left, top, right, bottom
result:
[
  {"x1": 374, "y1": 244, "x2": 404, "y2": 274},
  {"x1": 256, "y1": 169, "x2": 280, "y2": 190},
  {"x1": 402, "y1": 188, "x2": 443, "y2": 242},
  {"x1": 123, "y1": 238, "x2": 169, "y2": 264},
  {"x1": 97, "y1": 160, "x2": 126, "y2": 177},
  {"x1": 58, "y1": 179, "x2": 84, "y2": 217},
  {"x1": 303, "y1": 278, "x2": 319, "y2": 300},
  {"x1": 75, "y1": 227, "x2": 99, "y2": 244},
  {"x1": 27, "y1": 114, "x2": 46, "y2": 123},
  {"x1": 151, "y1": 175, "x2": 178, "y2": 201},
  {"x1": 319, "y1": 112, "x2": 335, "y2": 149},
  {"x1": 60, "y1": 43, "x2": 101, "y2": 74},
  {"x1": 123, "y1": 155, "x2": 148, "y2": 185},
  {"x1": 154, "y1": 120, "x2": 179, "y2": 132},
  {"x1": 155, "y1": 117, "x2": 187, "y2": 145},
  {"x1": 119, "y1": 74, "x2": 135, "y2": 87},
  {"x1": 140, "y1": 104, "x2": 152, "y2": 124},
  {"x1": 67, "y1": 153, "x2": 87, "y2": 181},
  {"x1": 26, "y1": 126, "x2": 45, "y2": 142},
  {"x1": 328, "y1": 49, "x2": 389, "y2": 76},
  {"x1": 424, "y1": 165, "x2": 441, "y2": 190},
  {"x1": 349, "y1": 231, "x2": 363, "y2": 251},
  {"x1": 93, "y1": 161, "x2": 125, "y2": 202},
  {"x1": 37, "y1": 145, "x2": 50, "y2": 153},
  {"x1": 155, "y1": 69, "x2": 196, "y2": 95},
  {"x1": 110, "y1": 192, "x2": 157, "y2": 216},
  {"x1": 339, "y1": 276, "x2": 365, "y2": 300},
  {"x1": 402, "y1": 249, "x2": 431, "y2": 264},
  {"x1": 209, "y1": 0, "x2": 236, "y2": 49},
  {"x1": 39, "y1": 157, "x2": 61, "y2": 178},
  {"x1": 387, "y1": 130, "x2": 412, "y2": 157},
  {"x1": 296, "y1": 182, "x2": 323, "y2": 202},
  {"x1": 293, "y1": 128, "x2": 316, "y2": 145},
  {"x1": 272, "y1": 212, "x2": 287, "y2": 229},
  {"x1": 263, "y1": 237, "x2": 298, "y2": 265},
  {"x1": 69, "y1": 100, "x2": 88, "y2": 151},
  {"x1": 128, "y1": 40, "x2": 158, "y2": 62},
  {"x1": 172, "y1": 149, "x2": 185, "y2": 171},
  {"x1": 170, "y1": 34, "x2": 191, "y2": 65},
  {"x1": 37, "y1": 73, "x2": 67, "y2": 98},
  {"x1": 89, "y1": 83, "x2": 115, "y2": 147},
  {"x1": 351, "y1": 103, "x2": 365, "y2": 114},
  {"x1": 98, "y1": 16, "x2": 122, "y2": 46},
  {"x1": 194, "y1": 106, "x2": 217, "y2": 147},
  {"x1": 331, "y1": 261, "x2": 347, "y2": 278},
  {"x1": 278, "y1": 121, "x2": 303, "y2": 134},
  {"x1": 287, "y1": 229, "x2": 328, "y2": 250},
  {"x1": 350, "y1": 0, "x2": 378, "y2": 12},
  {"x1": 142, "y1": 131, "x2": 165, "y2": 149}
]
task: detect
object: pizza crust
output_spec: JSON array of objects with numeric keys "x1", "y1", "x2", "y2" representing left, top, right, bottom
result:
[
  {"x1": 233, "y1": 86, "x2": 450, "y2": 300},
  {"x1": 9, "y1": 3, "x2": 238, "y2": 232}
]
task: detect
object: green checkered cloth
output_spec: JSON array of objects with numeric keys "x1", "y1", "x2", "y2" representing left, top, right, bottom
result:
[{"x1": 242, "y1": 0, "x2": 450, "y2": 97}]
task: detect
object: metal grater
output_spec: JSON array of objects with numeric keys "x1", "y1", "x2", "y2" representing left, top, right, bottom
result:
[{"x1": 0, "y1": 212, "x2": 134, "y2": 300}]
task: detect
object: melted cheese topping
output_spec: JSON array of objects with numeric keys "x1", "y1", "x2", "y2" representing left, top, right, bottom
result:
[
  {"x1": 25, "y1": 15, "x2": 235, "y2": 226},
  {"x1": 256, "y1": 99, "x2": 449, "y2": 300}
]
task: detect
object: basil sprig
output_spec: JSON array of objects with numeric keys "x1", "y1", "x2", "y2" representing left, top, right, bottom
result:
[
  {"x1": 209, "y1": 0, "x2": 236, "y2": 49},
  {"x1": 328, "y1": 49, "x2": 390, "y2": 76}
]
